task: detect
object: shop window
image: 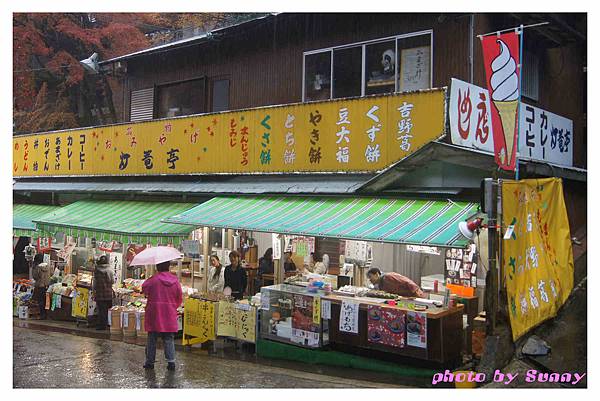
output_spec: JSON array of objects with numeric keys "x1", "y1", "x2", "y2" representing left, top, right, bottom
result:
[
  {"x1": 521, "y1": 50, "x2": 540, "y2": 102},
  {"x1": 155, "y1": 78, "x2": 206, "y2": 118},
  {"x1": 212, "y1": 79, "x2": 230, "y2": 112},
  {"x1": 365, "y1": 40, "x2": 397, "y2": 95},
  {"x1": 303, "y1": 31, "x2": 432, "y2": 102},
  {"x1": 304, "y1": 51, "x2": 332, "y2": 101},
  {"x1": 333, "y1": 46, "x2": 362, "y2": 99},
  {"x1": 397, "y1": 35, "x2": 431, "y2": 92}
]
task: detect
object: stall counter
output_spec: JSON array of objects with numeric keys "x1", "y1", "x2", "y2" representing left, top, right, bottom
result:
[{"x1": 323, "y1": 293, "x2": 464, "y2": 367}]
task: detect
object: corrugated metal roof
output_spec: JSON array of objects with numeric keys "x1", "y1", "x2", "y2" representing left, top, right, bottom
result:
[
  {"x1": 13, "y1": 174, "x2": 374, "y2": 195},
  {"x1": 101, "y1": 14, "x2": 276, "y2": 65},
  {"x1": 358, "y1": 141, "x2": 587, "y2": 193}
]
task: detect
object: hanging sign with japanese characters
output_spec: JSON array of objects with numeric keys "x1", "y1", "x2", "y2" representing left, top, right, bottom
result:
[
  {"x1": 449, "y1": 78, "x2": 494, "y2": 151},
  {"x1": 235, "y1": 304, "x2": 256, "y2": 343},
  {"x1": 217, "y1": 301, "x2": 237, "y2": 337},
  {"x1": 339, "y1": 300, "x2": 360, "y2": 334},
  {"x1": 13, "y1": 89, "x2": 446, "y2": 177},
  {"x1": 183, "y1": 298, "x2": 216, "y2": 343},
  {"x1": 502, "y1": 178, "x2": 574, "y2": 341},
  {"x1": 519, "y1": 103, "x2": 573, "y2": 167},
  {"x1": 450, "y1": 78, "x2": 573, "y2": 167}
]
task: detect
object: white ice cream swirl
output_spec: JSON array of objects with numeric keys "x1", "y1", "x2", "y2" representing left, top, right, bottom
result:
[{"x1": 490, "y1": 40, "x2": 519, "y2": 102}]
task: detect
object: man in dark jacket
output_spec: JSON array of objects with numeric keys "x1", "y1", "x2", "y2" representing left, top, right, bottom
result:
[
  {"x1": 93, "y1": 255, "x2": 114, "y2": 330},
  {"x1": 224, "y1": 250, "x2": 248, "y2": 300},
  {"x1": 32, "y1": 254, "x2": 52, "y2": 319}
]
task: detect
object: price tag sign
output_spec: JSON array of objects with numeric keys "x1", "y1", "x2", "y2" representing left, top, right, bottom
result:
[
  {"x1": 321, "y1": 300, "x2": 331, "y2": 320},
  {"x1": 260, "y1": 289, "x2": 270, "y2": 310},
  {"x1": 313, "y1": 296, "x2": 321, "y2": 324}
]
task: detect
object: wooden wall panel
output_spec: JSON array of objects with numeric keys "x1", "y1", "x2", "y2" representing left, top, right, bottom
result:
[{"x1": 119, "y1": 13, "x2": 585, "y2": 169}]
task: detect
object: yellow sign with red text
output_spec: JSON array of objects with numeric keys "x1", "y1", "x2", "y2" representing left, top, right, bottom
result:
[
  {"x1": 13, "y1": 89, "x2": 445, "y2": 177},
  {"x1": 502, "y1": 178, "x2": 574, "y2": 340}
]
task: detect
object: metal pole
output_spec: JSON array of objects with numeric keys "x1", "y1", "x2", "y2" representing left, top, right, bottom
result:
[
  {"x1": 486, "y1": 179, "x2": 499, "y2": 335},
  {"x1": 515, "y1": 25, "x2": 524, "y2": 180},
  {"x1": 202, "y1": 227, "x2": 210, "y2": 293},
  {"x1": 469, "y1": 14, "x2": 475, "y2": 84},
  {"x1": 476, "y1": 21, "x2": 549, "y2": 39}
]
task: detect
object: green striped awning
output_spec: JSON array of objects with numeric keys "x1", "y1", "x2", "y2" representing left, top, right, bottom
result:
[
  {"x1": 164, "y1": 196, "x2": 479, "y2": 247},
  {"x1": 33, "y1": 200, "x2": 197, "y2": 246},
  {"x1": 13, "y1": 204, "x2": 60, "y2": 237}
]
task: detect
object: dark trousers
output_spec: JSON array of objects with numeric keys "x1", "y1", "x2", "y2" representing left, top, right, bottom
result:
[
  {"x1": 96, "y1": 300, "x2": 112, "y2": 328},
  {"x1": 145, "y1": 332, "x2": 176, "y2": 364},
  {"x1": 34, "y1": 287, "x2": 47, "y2": 319}
]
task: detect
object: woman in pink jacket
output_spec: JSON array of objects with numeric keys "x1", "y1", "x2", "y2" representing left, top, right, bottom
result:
[{"x1": 142, "y1": 260, "x2": 183, "y2": 371}]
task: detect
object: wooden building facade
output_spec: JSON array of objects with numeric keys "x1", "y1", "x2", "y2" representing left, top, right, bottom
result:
[{"x1": 107, "y1": 13, "x2": 586, "y2": 168}]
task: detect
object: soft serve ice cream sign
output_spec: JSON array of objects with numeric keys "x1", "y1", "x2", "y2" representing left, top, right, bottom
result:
[{"x1": 481, "y1": 32, "x2": 521, "y2": 171}]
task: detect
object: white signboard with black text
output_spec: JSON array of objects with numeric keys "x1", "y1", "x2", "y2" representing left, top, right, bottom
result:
[{"x1": 449, "y1": 78, "x2": 573, "y2": 167}]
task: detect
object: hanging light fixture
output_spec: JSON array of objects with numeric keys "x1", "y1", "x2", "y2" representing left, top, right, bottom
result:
[{"x1": 458, "y1": 218, "x2": 484, "y2": 240}]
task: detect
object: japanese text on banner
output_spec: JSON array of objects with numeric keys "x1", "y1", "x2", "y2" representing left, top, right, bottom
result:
[{"x1": 502, "y1": 178, "x2": 574, "y2": 340}]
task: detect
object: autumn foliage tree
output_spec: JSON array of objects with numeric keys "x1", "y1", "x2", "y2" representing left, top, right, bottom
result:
[{"x1": 13, "y1": 13, "x2": 255, "y2": 134}]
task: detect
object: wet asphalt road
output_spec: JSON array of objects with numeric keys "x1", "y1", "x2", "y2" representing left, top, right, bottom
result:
[{"x1": 13, "y1": 327, "x2": 402, "y2": 388}]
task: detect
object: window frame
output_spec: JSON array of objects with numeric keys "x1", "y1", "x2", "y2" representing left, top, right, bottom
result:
[
  {"x1": 210, "y1": 76, "x2": 231, "y2": 112},
  {"x1": 153, "y1": 76, "x2": 207, "y2": 119},
  {"x1": 302, "y1": 30, "x2": 433, "y2": 102}
]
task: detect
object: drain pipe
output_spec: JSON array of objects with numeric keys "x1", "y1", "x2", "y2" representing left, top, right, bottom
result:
[{"x1": 469, "y1": 14, "x2": 475, "y2": 83}]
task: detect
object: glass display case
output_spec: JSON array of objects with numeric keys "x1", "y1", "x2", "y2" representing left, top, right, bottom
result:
[{"x1": 259, "y1": 284, "x2": 329, "y2": 349}]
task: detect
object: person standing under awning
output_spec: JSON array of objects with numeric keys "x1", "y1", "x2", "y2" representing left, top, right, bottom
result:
[{"x1": 224, "y1": 250, "x2": 247, "y2": 300}]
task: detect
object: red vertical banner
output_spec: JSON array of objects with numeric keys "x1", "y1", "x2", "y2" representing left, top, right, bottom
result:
[{"x1": 481, "y1": 32, "x2": 521, "y2": 171}]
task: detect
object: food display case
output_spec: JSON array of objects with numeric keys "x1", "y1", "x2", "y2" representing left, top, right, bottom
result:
[{"x1": 259, "y1": 284, "x2": 329, "y2": 349}]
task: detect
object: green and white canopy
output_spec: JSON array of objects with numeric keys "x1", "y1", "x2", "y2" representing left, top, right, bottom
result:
[
  {"x1": 13, "y1": 204, "x2": 60, "y2": 237},
  {"x1": 164, "y1": 196, "x2": 479, "y2": 248},
  {"x1": 34, "y1": 200, "x2": 196, "y2": 246}
]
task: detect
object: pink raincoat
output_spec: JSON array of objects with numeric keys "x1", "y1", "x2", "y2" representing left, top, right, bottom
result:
[{"x1": 142, "y1": 272, "x2": 183, "y2": 333}]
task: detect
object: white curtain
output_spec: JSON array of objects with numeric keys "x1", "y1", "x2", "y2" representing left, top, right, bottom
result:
[{"x1": 370, "y1": 243, "x2": 442, "y2": 285}]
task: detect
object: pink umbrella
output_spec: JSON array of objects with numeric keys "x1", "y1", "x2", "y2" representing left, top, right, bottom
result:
[{"x1": 129, "y1": 246, "x2": 183, "y2": 266}]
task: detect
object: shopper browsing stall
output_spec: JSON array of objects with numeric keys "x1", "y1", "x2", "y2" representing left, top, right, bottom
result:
[
  {"x1": 366, "y1": 267, "x2": 425, "y2": 298},
  {"x1": 142, "y1": 260, "x2": 183, "y2": 371},
  {"x1": 224, "y1": 250, "x2": 247, "y2": 300},
  {"x1": 93, "y1": 255, "x2": 114, "y2": 330},
  {"x1": 207, "y1": 255, "x2": 225, "y2": 293},
  {"x1": 32, "y1": 254, "x2": 51, "y2": 320}
]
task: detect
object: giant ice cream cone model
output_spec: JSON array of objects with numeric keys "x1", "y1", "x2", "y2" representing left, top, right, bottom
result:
[{"x1": 490, "y1": 40, "x2": 519, "y2": 165}]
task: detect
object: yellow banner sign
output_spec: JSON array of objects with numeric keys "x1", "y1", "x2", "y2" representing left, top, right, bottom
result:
[
  {"x1": 183, "y1": 298, "x2": 216, "y2": 343},
  {"x1": 313, "y1": 296, "x2": 321, "y2": 325},
  {"x1": 235, "y1": 304, "x2": 256, "y2": 343},
  {"x1": 13, "y1": 89, "x2": 445, "y2": 177},
  {"x1": 216, "y1": 300, "x2": 237, "y2": 337},
  {"x1": 71, "y1": 287, "x2": 89, "y2": 319},
  {"x1": 502, "y1": 178, "x2": 574, "y2": 340}
]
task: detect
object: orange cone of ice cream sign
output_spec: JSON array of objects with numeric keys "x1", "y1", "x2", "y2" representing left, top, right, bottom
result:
[{"x1": 481, "y1": 32, "x2": 521, "y2": 171}]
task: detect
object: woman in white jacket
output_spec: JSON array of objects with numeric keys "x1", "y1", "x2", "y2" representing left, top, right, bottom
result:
[{"x1": 207, "y1": 255, "x2": 225, "y2": 293}]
